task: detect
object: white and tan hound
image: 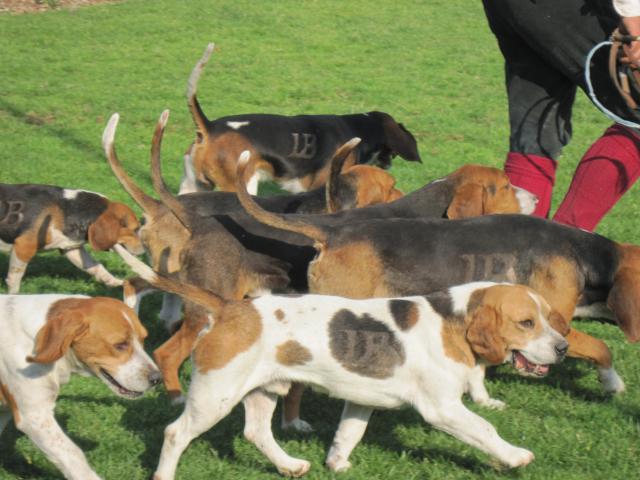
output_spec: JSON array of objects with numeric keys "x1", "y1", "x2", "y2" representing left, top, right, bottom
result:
[
  {"x1": 0, "y1": 294, "x2": 160, "y2": 480},
  {"x1": 115, "y1": 245, "x2": 569, "y2": 477}
]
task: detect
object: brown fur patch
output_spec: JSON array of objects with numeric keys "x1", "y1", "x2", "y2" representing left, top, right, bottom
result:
[
  {"x1": 194, "y1": 301, "x2": 262, "y2": 372},
  {"x1": 0, "y1": 383, "x2": 19, "y2": 424},
  {"x1": 347, "y1": 165, "x2": 403, "y2": 208},
  {"x1": 447, "y1": 164, "x2": 521, "y2": 217},
  {"x1": 275, "y1": 309, "x2": 285, "y2": 321},
  {"x1": 194, "y1": 132, "x2": 269, "y2": 192},
  {"x1": 29, "y1": 297, "x2": 147, "y2": 374},
  {"x1": 528, "y1": 255, "x2": 581, "y2": 323},
  {"x1": 309, "y1": 241, "x2": 389, "y2": 298},
  {"x1": 441, "y1": 322, "x2": 475, "y2": 367},
  {"x1": 276, "y1": 340, "x2": 312, "y2": 366},
  {"x1": 388, "y1": 299, "x2": 419, "y2": 330}
]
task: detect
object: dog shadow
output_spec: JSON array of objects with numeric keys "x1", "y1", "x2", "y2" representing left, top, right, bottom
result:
[
  {"x1": 488, "y1": 359, "x2": 615, "y2": 404},
  {"x1": 0, "y1": 408, "x2": 98, "y2": 479}
]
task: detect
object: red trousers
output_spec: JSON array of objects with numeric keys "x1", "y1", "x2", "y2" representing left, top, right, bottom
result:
[{"x1": 505, "y1": 124, "x2": 640, "y2": 231}]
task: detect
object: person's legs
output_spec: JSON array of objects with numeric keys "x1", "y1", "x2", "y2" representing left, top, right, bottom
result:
[
  {"x1": 483, "y1": 0, "x2": 578, "y2": 217},
  {"x1": 553, "y1": 124, "x2": 640, "y2": 230}
]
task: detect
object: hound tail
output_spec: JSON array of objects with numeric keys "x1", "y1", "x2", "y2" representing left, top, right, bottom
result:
[
  {"x1": 113, "y1": 244, "x2": 225, "y2": 315},
  {"x1": 235, "y1": 152, "x2": 328, "y2": 246},
  {"x1": 102, "y1": 114, "x2": 163, "y2": 218},
  {"x1": 148, "y1": 110, "x2": 194, "y2": 230},
  {"x1": 326, "y1": 137, "x2": 361, "y2": 213},
  {"x1": 187, "y1": 43, "x2": 214, "y2": 136}
]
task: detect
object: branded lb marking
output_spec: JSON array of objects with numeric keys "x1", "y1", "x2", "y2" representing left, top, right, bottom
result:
[
  {"x1": 0, "y1": 201, "x2": 24, "y2": 225},
  {"x1": 460, "y1": 253, "x2": 518, "y2": 283},
  {"x1": 329, "y1": 309, "x2": 405, "y2": 379},
  {"x1": 290, "y1": 133, "x2": 317, "y2": 159}
]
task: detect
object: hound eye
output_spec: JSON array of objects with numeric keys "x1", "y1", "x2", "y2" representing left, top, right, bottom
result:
[
  {"x1": 520, "y1": 319, "x2": 534, "y2": 329},
  {"x1": 114, "y1": 341, "x2": 130, "y2": 351}
]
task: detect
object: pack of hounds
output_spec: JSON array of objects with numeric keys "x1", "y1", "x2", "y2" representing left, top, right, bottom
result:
[{"x1": 1, "y1": 43, "x2": 638, "y2": 480}]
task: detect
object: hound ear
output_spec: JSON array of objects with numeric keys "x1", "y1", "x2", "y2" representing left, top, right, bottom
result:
[
  {"x1": 27, "y1": 310, "x2": 89, "y2": 364},
  {"x1": 383, "y1": 120, "x2": 421, "y2": 162},
  {"x1": 466, "y1": 305, "x2": 507, "y2": 364},
  {"x1": 446, "y1": 183, "x2": 485, "y2": 219},
  {"x1": 607, "y1": 267, "x2": 640, "y2": 342},
  {"x1": 88, "y1": 211, "x2": 120, "y2": 251},
  {"x1": 548, "y1": 310, "x2": 570, "y2": 336}
]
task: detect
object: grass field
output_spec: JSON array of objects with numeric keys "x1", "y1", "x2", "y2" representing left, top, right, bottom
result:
[{"x1": 1, "y1": 0, "x2": 639, "y2": 479}]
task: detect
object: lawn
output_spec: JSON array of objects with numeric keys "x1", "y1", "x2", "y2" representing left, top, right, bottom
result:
[{"x1": 1, "y1": 0, "x2": 639, "y2": 479}]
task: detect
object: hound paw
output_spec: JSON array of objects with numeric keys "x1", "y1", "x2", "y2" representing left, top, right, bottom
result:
[
  {"x1": 282, "y1": 417, "x2": 314, "y2": 433},
  {"x1": 104, "y1": 277, "x2": 124, "y2": 287},
  {"x1": 169, "y1": 394, "x2": 186, "y2": 406},
  {"x1": 504, "y1": 447, "x2": 534, "y2": 468},
  {"x1": 477, "y1": 397, "x2": 506, "y2": 410},
  {"x1": 277, "y1": 459, "x2": 311, "y2": 477},
  {"x1": 599, "y1": 368, "x2": 625, "y2": 393},
  {"x1": 326, "y1": 455, "x2": 352, "y2": 473}
]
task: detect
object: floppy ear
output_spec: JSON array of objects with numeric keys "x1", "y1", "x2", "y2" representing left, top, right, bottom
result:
[
  {"x1": 466, "y1": 305, "x2": 507, "y2": 364},
  {"x1": 27, "y1": 310, "x2": 89, "y2": 364},
  {"x1": 88, "y1": 211, "x2": 120, "y2": 251},
  {"x1": 383, "y1": 120, "x2": 421, "y2": 162},
  {"x1": 548, "y1": 310, "x2": 570, "y2": 336},
  {"x1": 446, "y1": 183, "x2": 485, "y2": 219},
  {"x1": 607, "y1": 267, "x2": 640, "y2": 342}
]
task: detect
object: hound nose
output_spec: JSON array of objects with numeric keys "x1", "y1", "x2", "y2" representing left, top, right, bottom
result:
[
  {"x1": 555, "y1": 341, "x2": 569, "y2": 359},
  {"x1": 149, "y1": 370, "x2": 163, "y2": 386}
]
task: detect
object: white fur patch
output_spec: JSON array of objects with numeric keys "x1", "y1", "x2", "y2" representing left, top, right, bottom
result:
[
  {"x1": 278, "y1": 178, "x2": 306, "y2": 194},
  {"x1": 62, "y1": 189, "x2": 104, "y2": 200},
  {"x1": 227, "y1": 121, "x2": 250, "y2": 130}
]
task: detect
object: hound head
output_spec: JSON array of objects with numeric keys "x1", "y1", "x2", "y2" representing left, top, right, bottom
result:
[
  {"x1": 446, "y1": 165, "x2": 538, "y2": 218},
  {"x1": 466, "y1": 284, "x2": 569, "y2": 376},
  {"x1": 27, "y1": 297, "x2": 160, "y2": 399},
  {"x1": 88, "y1": 201, "x2": 144, "y2": 254}
]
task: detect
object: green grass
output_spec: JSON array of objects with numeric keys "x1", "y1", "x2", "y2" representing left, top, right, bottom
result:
[{"x1": 1, "y1": 0, "x2": 639, "y2": 479}]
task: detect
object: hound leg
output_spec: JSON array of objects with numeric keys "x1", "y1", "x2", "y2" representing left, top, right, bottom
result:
[
  {"x1": 178, "y1": 144, "x2": 203, "y2": 195},
  {"x1": 243, "y1": 389, "x2": 310, "y2": 476},
  {"x1": 565, "y1": 328, "x2": 625, "y2": 393},
  {"x1": 325, "y1": 402, "x2": 373, "y2": 472},
  {"x1": 158, "y1": 294, "x2": 184, "y2": 332},
  {"x1": 153, "y1": 374, "x2": 249, "y2": 480},
  {"x1": 415, "y1": 397, "x2": 533, "y2": 468},
  {"x1": 153, "y1": 315, "x2": 208, "y2": 402},
  {"x1": 63, "y1": 246, "x2": 122, "y2": 287},
  {"x1": 0, "y1": 409, "x2": 11, "y2": 436},
  {"x1": 466, "y1": 364, "x2": 505, "y2": 410},
  {"x1": 281, "y1": 383, "x2": 313, "y2": 432},
  {"x1": 16, "y1": 409, "x2": 101, "y2": 480},
  {"x1": 6, "y1": 238, "x2": 36, "y2": 293}
]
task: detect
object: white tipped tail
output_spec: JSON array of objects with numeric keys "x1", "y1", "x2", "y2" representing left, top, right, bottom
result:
[
  {"x1": 187, "y1": 43, "x2": 215, "y2": 99},
  {"x1": 102, "y1": 113, "x2": 120, "y2": 152},
  {"x1": 159, "y1": 109, "x2": 170, "y2": 128},
  {"x1": 239, "y1": 150, "x2": 251, "y2": 166}
]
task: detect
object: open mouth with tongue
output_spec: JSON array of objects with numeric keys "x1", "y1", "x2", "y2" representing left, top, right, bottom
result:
[{"x1": 511, "y1": 351, "x2": 550, "y2": 377}]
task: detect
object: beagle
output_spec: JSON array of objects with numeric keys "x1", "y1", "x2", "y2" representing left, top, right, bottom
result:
[
  {"x1": 103, "y1": 113, "x2": 402, "y2": 404},
  {"x1": 180, "y1": 43, "x2": 421, "y2": 195},
  {"x1": 0, "y1": 183, "x2": 143, "y2": 293},
  {"x1": 236, "y1": 172, "x2": 640, "y2": 394},
  {"x1": 105, "y1": 112, "x2": 534, "y2": 430},
  {"x1": 114, "y1": 244, "x2": 569, "y2": 477},
  {"x1": 0, "y1": 294, "x2": 160, "y2": 480}
]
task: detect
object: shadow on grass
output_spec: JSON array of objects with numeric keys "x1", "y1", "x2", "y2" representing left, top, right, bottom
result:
[
  {"x1": 0, "y1": 98, "x2": 102, "y2": 162},
  {"x1": 489, "y1": 359, "x2": 615, "y2": 404},
  {"x1": 0, "y1": 408, "x2": 97, "y2": 480}
]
